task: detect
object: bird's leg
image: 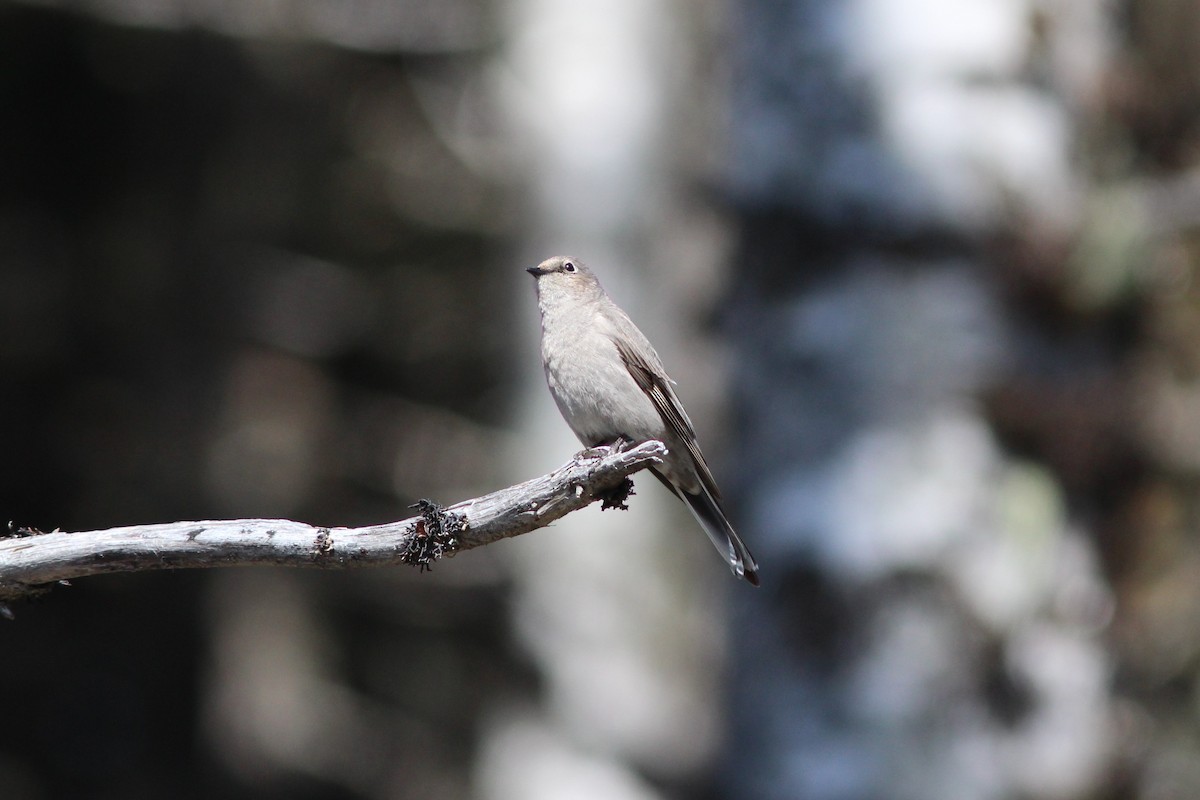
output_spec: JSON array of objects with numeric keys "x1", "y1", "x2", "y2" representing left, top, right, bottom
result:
[
  {"x1": 594, "y1": 436, "x2": 638, "y2": 510},
  {"x1": 573, "y1": 436, "x2": 638, "y2": 510},
  {"x1": 607, "y1": 435, "x2": 635, "y2": 454},
  {"x1": 577, "y1": 435, "x2": 636, "y2": 460}
]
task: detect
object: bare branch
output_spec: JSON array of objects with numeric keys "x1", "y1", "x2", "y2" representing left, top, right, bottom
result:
[{"x1": 0, "y1": 441, "x2": 667, "y2": 602}]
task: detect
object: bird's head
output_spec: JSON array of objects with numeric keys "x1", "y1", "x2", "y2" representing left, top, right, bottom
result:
[{"x1": 526, "y1": 256, "x2": 605, "y2": 305}]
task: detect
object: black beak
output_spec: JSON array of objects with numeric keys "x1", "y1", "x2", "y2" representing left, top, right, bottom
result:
[{"x1": 526, "y1": 266, "x2": 545, "y2": 277}]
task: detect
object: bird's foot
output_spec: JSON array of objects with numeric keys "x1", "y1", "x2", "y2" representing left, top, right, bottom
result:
[
  {"x1": 609, "y1": 437, "x2": 636, "y2": 454},
  {"x1": 579, "y1": 436, "x2": 636, "y2": 460}
]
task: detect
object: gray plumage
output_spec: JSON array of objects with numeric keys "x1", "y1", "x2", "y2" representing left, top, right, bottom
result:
[{"x1": 527, "y1": 255, "x2": 760, "y2": 586}]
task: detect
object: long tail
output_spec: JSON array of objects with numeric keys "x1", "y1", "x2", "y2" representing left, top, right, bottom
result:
[{"x1": 654, "y1": 470, "x2": 760, "y2": 586}]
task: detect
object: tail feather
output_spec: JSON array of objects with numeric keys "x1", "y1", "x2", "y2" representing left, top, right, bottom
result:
[{"x1": 653, "y1": 469, "x2": 759, "y2": 586}]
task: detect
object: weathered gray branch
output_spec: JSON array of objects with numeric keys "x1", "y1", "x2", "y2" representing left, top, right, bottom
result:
[{"x1": 0, "y1": 441, "x2": 667, "y2": 602}]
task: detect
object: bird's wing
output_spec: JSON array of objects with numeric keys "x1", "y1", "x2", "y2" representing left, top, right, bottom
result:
[{"x1": 612, "y1": 335, "x2": 722, "y2": 501}]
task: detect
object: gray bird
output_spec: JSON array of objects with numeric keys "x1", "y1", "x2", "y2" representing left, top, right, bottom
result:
[{"x1": 527, "y1": 255, "x2": 760, "y2": 586}]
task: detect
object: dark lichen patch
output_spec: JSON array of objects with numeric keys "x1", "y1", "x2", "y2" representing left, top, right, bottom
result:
[
  {"x1": 401, "y1": 500, "x2": 462, "y2": 572},
  {"x1": 596, "y1": 478, "x2": 635, "y2": 511},
  {"x1": 311, "y1": 528, "x2": 334, "y2": 559}
]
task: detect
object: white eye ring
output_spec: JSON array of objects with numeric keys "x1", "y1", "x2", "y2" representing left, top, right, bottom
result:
[{"x1": 563, "y1": 261, "x2": 577, "y2": 273}]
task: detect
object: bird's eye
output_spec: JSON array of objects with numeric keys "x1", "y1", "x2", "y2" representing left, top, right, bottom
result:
[{"x1": 563, "y1": 261, "x2": 576, "y2": 273}]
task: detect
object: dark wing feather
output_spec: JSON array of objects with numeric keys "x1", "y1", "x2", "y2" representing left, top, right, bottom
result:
[
  {"x1": 612, "y1": 329, "x2": 760, "y2": 585},
  {"x1": 612, "y1": 336, "x2": 722, "y2": 501}
]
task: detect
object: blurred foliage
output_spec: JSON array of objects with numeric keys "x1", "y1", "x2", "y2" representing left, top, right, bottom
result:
[
  {"x1": 982, "y1": 1, "x2": 1200, "y2": 795},
  {"x1": 0, "y1": 3, "x2": 528, "y2": 798}
]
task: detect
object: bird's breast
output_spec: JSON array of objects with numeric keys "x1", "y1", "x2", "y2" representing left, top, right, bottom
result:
[{"x1": 541, "y1": 323, "x2": 663, "y2": 446}]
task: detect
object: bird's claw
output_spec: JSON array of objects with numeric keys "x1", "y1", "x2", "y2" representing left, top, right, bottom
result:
[{"x1": 579, "y1": 437, "x2": 636, "y2": 460}]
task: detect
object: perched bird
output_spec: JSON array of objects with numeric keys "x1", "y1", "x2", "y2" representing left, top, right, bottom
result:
[{"x1": 527, "y1": 255, "x2": 760, "y2": 586}]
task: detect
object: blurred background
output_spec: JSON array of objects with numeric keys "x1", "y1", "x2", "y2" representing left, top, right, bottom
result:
[{"x1": 1, "y1": 0, "x2": 1199, "y2": 797}]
